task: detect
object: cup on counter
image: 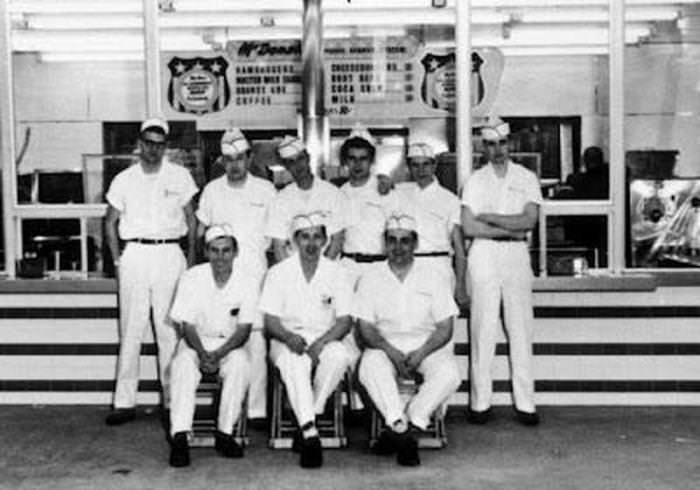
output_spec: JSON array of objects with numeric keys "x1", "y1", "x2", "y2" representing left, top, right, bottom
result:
[{"x1": 572, "y1": 257, "x2": 588, "y2": 277}]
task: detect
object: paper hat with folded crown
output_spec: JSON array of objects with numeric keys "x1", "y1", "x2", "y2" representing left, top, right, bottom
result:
[
  {"x1": 204, "y1": 223, "x2": 236, "y2": 244},
  {"x1": 277, "y1": 135, "x2": 306, "y2": 160},
  {"x1": 480, "y1": 115, "x2": 510, "y2": 141},
  {"x1": 407, "y1": 142, "x2": 435, "y2": 160},
  {"x1": 290, "y1": 211, "x2": 327, "y2": 234},
  {"x1": 140, "y1": 117, "x2": 169, "y2": 136},
  {"x1": 385, "y1": 212, "x2": 417, "y2": 232},
  {"x1": 221, "y1": 128, "x2": 250, "y2": 157}
]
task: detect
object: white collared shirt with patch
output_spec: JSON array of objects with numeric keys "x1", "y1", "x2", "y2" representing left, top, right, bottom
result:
[
  {"x1": 341, "y1": 176, "x2": 401, "y2": 254},
  {"x1": 265, "y1": 178, "x2": 347, "y2": 241},
  {"x1": 353, "y1": 260, "x2": 458, "y2": 353},
  {"x1": 461, "y1": 160, "x2": 543, "y2": 216},
  {"x1": 258, "y1": 255, "x2": 353, "y2": 343},
  {"x1": 169, "y1": 263, "x2": 259, "y2": 340},
  {"x1": 197, "y1": 175, "x2": 276, "y2": 271},
  {"x1": 395, "y1": 180, "x2": 461, "y2": 253},
  {"x1": 106, "y1": 160, "x2": 198, "y2": 240}
]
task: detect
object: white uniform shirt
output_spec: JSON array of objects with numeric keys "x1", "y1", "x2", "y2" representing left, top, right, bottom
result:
[
  {"x1": 258, "y1": 255, "x2": 353, "y2": 343},
  {"x1": 395, "y1": 180, "x2": 460, "y2": 253},
  {"x1": 169, "y1": 263, "x2": 259, "y2": 340},
  {"x1": 354, "y1": 260, "x2": 458, "y2": 353},
  {"x1": 341, "y1": 176, "x2": 400, "y2": 254},
  {"x1": 461, "y1": 161, "x2": 543, "y2": 218},
  {"x1": 197, "y1": 175, "x2": 276, "y2": 272},
  {"x1": 106, "y1": 160, "x2": 198, "y2": 240},
  {"x1": 265, "y1": 178, "x2": 347, "y2": 241}
]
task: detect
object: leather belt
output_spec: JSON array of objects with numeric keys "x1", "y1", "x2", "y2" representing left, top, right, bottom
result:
[
  {"x1": 127, "y1": 238, "x2": 180, "y2": 245},
  {"x1": 342, "y1": 252, "x2": 386, "y2": 263},
  {"x1": 490, "y1": 237, "x2": 526, "y2": 242},
  {"x1": 414, "y1": 251, "x2": 450, "y2": 257}
]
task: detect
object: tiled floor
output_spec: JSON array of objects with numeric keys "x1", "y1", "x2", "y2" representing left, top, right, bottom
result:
[{"x1": 0, "y1": 406, "x2": 698, "y2": 489}]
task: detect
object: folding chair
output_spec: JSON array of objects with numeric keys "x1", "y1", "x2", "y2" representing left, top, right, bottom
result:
[{"x1": 190, "y1": 372, "x2": 248, "y2": 448}]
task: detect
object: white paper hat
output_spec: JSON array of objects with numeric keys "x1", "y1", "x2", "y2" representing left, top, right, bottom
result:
[
  {"x1": 385, "y1": 212, "x2": 417, "y2": 232},
  {"x1": 204, "y1": 223, "x2": 236, "y2": 244},
  {"x1": 407, "y1": 142, "x2": 435, "y2": 160},
  {"x1": 290, "y1": 211, "x2": 327, "y2": 234},
  {"x1": 348, "y1": 123, "x2": 376, "y2": 147},
  {"x1": 221, "y1": 128, "x2": 250, "y2": 157},
  {"x1": 140, "y1": 117, "x2": 169, "y2": 136},
  {"x1": 480, "y1": 116, "x2": 510, "y2": 141},
  {"x1": 277, "y1": 135, "x2": 306, "y2": 160}
]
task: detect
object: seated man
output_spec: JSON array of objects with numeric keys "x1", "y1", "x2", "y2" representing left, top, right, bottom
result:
[
  {"x1": 259, "y1": 212, "x2": 354, "y2": 469},
  {"x1": 355, "y1": 213, "x2": 461, "y2": 467},
  {"x1": 168, "y1": 224, "x2": 256, "y2": 468}
]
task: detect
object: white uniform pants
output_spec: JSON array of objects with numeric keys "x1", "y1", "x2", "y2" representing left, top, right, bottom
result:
[
  {"x1": 169, "y1": 339, "x2": 251, "y2": 435},
  {"x1": 358, "y1": 347, "x2": 460, "y2": 430},
  {"x1": 468, "y1": 240, "x2": 536, "y2": 413},
  {"x1": 113, "y1": 242, "x2": 185, "y2": 409},
  {"x1": 246, "y1": 328, "x2": 267, "y2": 419},
  {"x1": 270, "y1": 339, "x2": 353, "y2": 427}
]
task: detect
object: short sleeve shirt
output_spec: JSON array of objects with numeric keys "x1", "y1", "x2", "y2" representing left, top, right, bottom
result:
[
  {"x1": 395, "y1": 181, "x2": 461, "y2": 253},
  {"x1": 353, "y1": 260, "x2": 458, "y2": 353},
  {"x1": 196, "y1": 175, "x2": 276, "y2": 271},
  {"x1": 258, "y1": 255, "x2": 353, "y2": 343},
  {"x1": 340, "y1": 176, "x2": 401, "y2": 254},
  {"x1": 169, "y1": 263, "x2": 259, "y2": 339},
  {"x1": 265, "y1": 178, "x2": 347, "y2": 241},
  {"x1": 106, "y1": 160, "x2": 198, "y2": 240},
  {"x1": 461, "y1": 161, "x2": 543, "y2": 216}
]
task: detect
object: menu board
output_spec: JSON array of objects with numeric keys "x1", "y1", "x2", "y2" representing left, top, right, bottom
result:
[{"x1": 161, "y1": 38, "x2": 503, "y2": 126}]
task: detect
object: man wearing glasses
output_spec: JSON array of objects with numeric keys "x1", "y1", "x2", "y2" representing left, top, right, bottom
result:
[
  {"x1": 104, "y1": 118, "x2": 198, "y2": 426},
  {"x1": 461, "y1": 117, "x2": 542, "y2": 427}
]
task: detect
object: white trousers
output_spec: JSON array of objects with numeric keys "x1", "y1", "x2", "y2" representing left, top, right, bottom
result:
[
  {"x1": 358, "y1": 347, "x2": 460, "y2": 430},
  {"x1": 468, "y1": 240, "x2": 536, "y2": 413},
  {"x1": 270, "y1": 339, "x2": 353, "y2": 427},
  {"x1": 246, "y1": 329, "x2": 267, "y2": 419},
  {"x1": 113, "y1": 243, "x2": 185, "y2": 409},
  {"x1": 169, "y1": 339, "x2": 251, "y2": 436}
]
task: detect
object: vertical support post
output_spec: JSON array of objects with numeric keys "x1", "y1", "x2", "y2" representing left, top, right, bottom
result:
[
  {"x1": 0, "y1": 0, "x2": 17, "y2": 277},
  {"x1": 455, "y1": 0, "x2": 472, "y2": 192},
  {"x1": 301, "y1": 0, "x2": 325, "y2": 174},
  {"x1": 143, "y1": 0, "x2": 162, "y2": 116},
  {"x1": 609, "y1": 0, "x2": 625, "y2": 273}
]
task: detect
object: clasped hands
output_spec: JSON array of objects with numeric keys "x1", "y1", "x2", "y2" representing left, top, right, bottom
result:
[
  {"x1": 387, "y1": 346, "x2": 425, "y2": 380},
  {"x1": 285, "y1": 332, "x2": 326, "y2": 366},
  {"x1": 198, "y1": 349, "x2": 222, "y2": 375}
]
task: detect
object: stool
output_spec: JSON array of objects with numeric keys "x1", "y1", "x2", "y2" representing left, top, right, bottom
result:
[
  {"x1": 369, "y1": 378, "x2": 447, "y2": 449},
  {"x1": 191, "y1": 372, "x2": 248, "y2": 448},
  {"x1": 269, "y1": 367, "x2": 349, "y2": 449}
]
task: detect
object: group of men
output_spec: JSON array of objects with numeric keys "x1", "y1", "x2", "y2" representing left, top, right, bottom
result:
[{"x1": 103, "y1": 115, "x2": 542, "y2": 469}]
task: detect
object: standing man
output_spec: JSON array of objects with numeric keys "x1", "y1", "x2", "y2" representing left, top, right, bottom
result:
[
  {"x1": 339, "y1": 129, "x2": 400, "y2": 288},
  {"x1": 168, "y1": 224, "x2": 255, "y2": 467},
  {"x1": 355, "y1": 213, "x2": 461, "y2": 467},
  {"x1": 461, "y1": 117, "x2": 542, "y2": 426},
  {"x1": 395, "y1": 143, "x2": 468, "y2": 308},
  {"x1": 265, "y1": 136, "x2": 346, "y2": 263},
  {"x1": 196, "y1": 128, "x2": 276, "y2": 424},
  {"x1": 259, "y1": 212, "x2": 355, "y2": 469},
  {"x1": 104, "y1": 118, "x2": 198, "y2": 426}
]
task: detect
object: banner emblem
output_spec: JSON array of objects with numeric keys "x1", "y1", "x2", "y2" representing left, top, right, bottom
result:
[{"x1": 167, "y1": 56, "x2": 230, "y2": 114}]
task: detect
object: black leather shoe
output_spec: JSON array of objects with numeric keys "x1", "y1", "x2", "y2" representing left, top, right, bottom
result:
[
  {"x1": 299, "y1": 436, "x2": 323, "y2": 469},
  {"x1": 105, "y1": 408, "x2": 136, "y2": 426},
  {"x1": 214, "y1": 431, "x2": 244, "y2": 458},
  {"x1": 466, "y1": 408, "x2": 492, "y2": 425},
  {"x1": 373, "y1": 429, "x2": 397, "y2": 456},
  {"x1": 514, "y1": 409, "x2": 540, "y2": 427},
  {"x1": 395, "y1": 432, "x2": 420, "y2": 467},
  {"x1": 169, "y1": 432, "x2": 190, "y2": 468},
  {"x1": 292, "y1": 430, "x2": 303, "y2": 453}
]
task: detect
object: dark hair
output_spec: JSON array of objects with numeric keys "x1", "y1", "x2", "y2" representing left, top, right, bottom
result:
[
  {"x1": 583, "y1": 146, "x2": 604, "y2": 168},
  {"x1": 340, "y1": 136, "x2": 376, "y2": 163},
  {"x1": 206, "y1": 234, "x2": 238, "y2": 252},
  {"x1": 140, "y1": 126, "x2": 167, "y2": 140},
  {"x1": 293, "y1": 225, "x2": 328, "y2": 242}
]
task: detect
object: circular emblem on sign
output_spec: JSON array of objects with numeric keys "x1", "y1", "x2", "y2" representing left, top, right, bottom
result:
[{"x1": 176, "y1": 68, "x2": 216, "y2": 112}]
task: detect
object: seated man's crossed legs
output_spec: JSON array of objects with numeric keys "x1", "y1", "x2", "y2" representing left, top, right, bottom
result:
[{"x1": 358, "y1": 347, "x2": 460, "y2": 466}]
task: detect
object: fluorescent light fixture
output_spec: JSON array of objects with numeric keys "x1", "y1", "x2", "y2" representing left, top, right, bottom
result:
[
  {"x1": 514, "y1": 7, "x2": 680, "y2": 23},
  {"x1": 500, "y1": 45, "x2": 608, "y2": 56},
  {"x1": 40, "y1": 51, "x2": 145, "y2": 62},
  {"x1": 9, "y1": 0, "x2": 142, "y2": 14},
  {"x1": 471, "y1": 0, "x2": 697, "y2": 6}
]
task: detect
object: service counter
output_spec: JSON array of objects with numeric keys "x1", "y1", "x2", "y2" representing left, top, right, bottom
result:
[{"x1": 0, "y1": 273, "x2": 698, "y2": 407}]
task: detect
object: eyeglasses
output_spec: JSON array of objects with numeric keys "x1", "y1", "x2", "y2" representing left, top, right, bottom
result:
[{"x1": 141, "y1": 138, "x2": 166, "y2": 148}]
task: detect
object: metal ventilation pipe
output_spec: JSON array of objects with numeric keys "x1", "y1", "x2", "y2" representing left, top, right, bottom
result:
[{"x1": 301, "y1": 0, "x2": 325, "y2": 174}]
